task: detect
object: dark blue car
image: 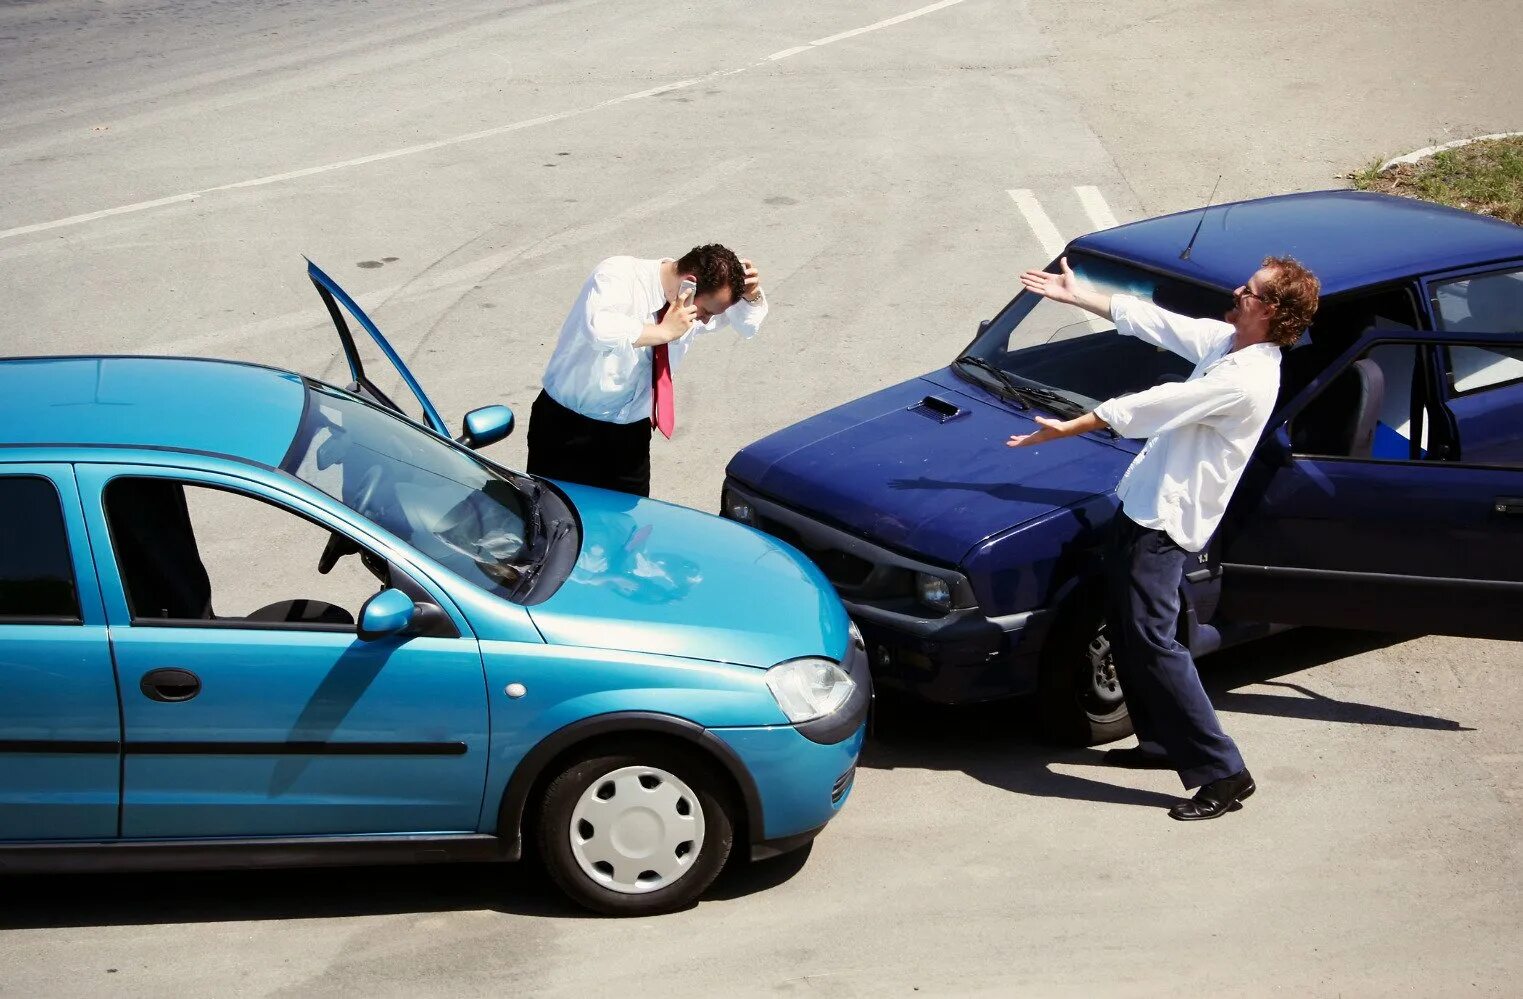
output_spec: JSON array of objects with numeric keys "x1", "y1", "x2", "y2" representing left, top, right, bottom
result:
[{"x1": 724, "y1": 191, "x2": 1523, "y2": 743}]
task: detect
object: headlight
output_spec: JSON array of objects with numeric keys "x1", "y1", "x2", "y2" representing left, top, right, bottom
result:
[
  {"x1": 916, "y1": 572, "x2": 952, "y2": 610},
  {"x1": 721, "y1": 487, "x2": 757, "y2": 525},
  {"x1": 765, "y1": 658, "x2": 855, "y2": 723}
]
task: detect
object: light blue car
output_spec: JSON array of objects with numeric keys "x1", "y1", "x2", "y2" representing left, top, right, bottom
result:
[{"x1": 0, "y1": 262, "x2": 867, "y2": 916}]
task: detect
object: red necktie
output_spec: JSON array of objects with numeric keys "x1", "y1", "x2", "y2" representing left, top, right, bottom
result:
[{"x1": 651, "y1": 304, "x2": 675, "y2": 439}]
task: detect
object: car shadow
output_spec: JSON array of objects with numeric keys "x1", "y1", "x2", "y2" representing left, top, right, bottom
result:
[
  {"x1": 860, "y1": 627, "x2": 1472, "y2": 806},
  {"x1": 0, "y1": 836, "x2": 813, "y2": 931}
]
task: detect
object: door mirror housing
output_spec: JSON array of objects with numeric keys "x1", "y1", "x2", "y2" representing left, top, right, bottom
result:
[
  {"x1": 458, "y1": 405, "x2": 515, "y2": 450},
  {"x1": 357, "y1": 587, "x2": 416, "y2": 641}
]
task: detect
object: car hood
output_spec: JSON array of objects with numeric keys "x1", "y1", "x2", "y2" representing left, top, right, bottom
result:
[
  {"x1": 728, "y1": 369, "x2": 1133, "y2": 565},
  {"x1": 526, "y1": 483, "x2": 852, "y2": 667}
]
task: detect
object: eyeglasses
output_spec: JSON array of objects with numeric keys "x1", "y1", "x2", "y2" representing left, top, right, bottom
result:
[{"x1": 1234, "y1": 285, "x2": 1270, "y2": 304}]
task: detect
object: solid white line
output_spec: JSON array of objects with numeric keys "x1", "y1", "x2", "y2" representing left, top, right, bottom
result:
[
  {"x1": 0, "y1": 0, "x2": 969, "y2": 243},
  {"x1": 809, "y1": 0, "x2": 966, "y2": 47},
  {"x1": 1074, "y1": 186, "x2": 1119, "y2": 231},
  {"x1": 1007, "y1": 189, "x2": 1066, "y2": 259},
  {"x1": 767, "y1": 45, "x2": 813, "y2": 61}
]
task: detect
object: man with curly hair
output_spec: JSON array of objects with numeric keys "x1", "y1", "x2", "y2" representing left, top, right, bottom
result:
[
  {"x1": 1007, "y1": 255, "x2": 1320, "y2": 820},
  {"x1": 528, "y1": 244, "x2": 765, "y2": 497}
]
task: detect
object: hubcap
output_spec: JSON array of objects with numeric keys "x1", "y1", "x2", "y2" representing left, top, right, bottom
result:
[
  {"x1": 569, "y1": 765, "x2": 705, "y2": 895},
  {"x1": 1084, "y1": 622, "x2": 1126, "y2": 712}
]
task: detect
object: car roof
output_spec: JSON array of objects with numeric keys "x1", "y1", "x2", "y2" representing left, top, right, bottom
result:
[
  {"x1": 1070, "y1": 190, "x2": 1523, "y2": 297},
  {"x1": 0, "y1": 356, "x2": 308, "y2": 467}
]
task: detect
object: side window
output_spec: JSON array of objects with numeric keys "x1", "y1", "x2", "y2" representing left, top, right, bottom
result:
[
  {"x1": 1446, "y1": 343, "x2": 1523, "y2": 396},
  {"x1": 1432, "y1": 268, "x2": 1523, "y2": 333},
  {"x1": 104, "y1": 479, "x2": 386, "y2": 629},
  {"x1": 0, "y1": 476, "x2": 81, "y2": 623}
]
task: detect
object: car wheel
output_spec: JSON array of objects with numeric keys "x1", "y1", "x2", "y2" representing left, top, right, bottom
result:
[
  {"x1": 1036, "y1": 604, "x2": 1133, "y2": 746},
  {"x1": 536, "y1": 743, "x2": 735, "y2": 916}
]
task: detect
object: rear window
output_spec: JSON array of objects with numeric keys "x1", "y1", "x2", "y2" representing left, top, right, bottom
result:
[{"x1": 0, "y1": 476, "x2": 81, "y2": 622}]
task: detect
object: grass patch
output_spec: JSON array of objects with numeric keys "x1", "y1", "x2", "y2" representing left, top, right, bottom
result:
[{"x1": 1351, "y1": 135, "x2": 1523, "y2": 225}]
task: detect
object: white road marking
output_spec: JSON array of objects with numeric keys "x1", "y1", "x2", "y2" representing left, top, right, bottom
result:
[
  {"x1": 767, "y1": 45, "x2": 813, "y2": 61},
  {"x1": 0, "y1": 0, "x2": 968, "y2": 243},
  {"x1": 808, "y1": 0, "x2": 967, "y2": 46},
  {"x1": 1074, "y1": 185, "x2": 1119, "y2": 231},
  {"x1": 1006, "y1": 189, "x2": 1066, "y2": 259}
]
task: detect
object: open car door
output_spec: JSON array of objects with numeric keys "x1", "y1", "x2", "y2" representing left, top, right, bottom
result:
[
  {"x1": 307, "y1": 259, "x2": 450, "y2": 438},
  {"x1": 1218, "y1": 315, "x2": 1523, "y2": 640}
]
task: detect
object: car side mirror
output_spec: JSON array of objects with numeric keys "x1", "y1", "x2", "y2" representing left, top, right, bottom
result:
[
  {"x1": 357, "y1": 587, "x2": 416, "y2": 641},
  {"x1": 458, "y1": 405, "x2": 514, "y2": 450}
]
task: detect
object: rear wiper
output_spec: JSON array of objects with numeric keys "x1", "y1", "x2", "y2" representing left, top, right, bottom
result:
[{"x1": 954, "y1": 355, "x2": 1028, "y2": 408}]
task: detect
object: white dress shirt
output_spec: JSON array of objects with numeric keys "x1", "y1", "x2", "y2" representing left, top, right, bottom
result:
[
  {"x1": 541, "y1": 255, "x2": 768, "y2": 424},
  {"x1": 1092, "y1": 295, "x2": 1282, "y2": 552}
]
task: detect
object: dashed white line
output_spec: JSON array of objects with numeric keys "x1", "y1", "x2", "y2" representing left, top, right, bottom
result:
[
  {"x1": 1006, "y1": 189, "x2": 1067, "y2": 259},
  {"x1": 1074, "y1": 185, "x2": 1119, "y2": 231},
  {"x1": 0, "y1": 0, "x2": 968, "y2": 243}
]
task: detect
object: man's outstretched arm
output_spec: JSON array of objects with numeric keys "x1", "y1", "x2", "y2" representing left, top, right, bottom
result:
[
  {"x1": 1006, "y1": 411, "x2": 1109, "y2": 448},
  {"x1": 1020, "y1": 256, "x2": 1112, "y2": 318}
]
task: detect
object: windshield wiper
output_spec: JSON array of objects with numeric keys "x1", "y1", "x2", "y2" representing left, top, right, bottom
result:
[
  {"x1": 512, "y1": 520, "x2": 571, "y2": 597},
  {"x1": 1009, "y1": 383, "x2": 1086, "y2": 418},
  {"x1": 954, "y1": 355, "x2": 1028, "y2": 408}
]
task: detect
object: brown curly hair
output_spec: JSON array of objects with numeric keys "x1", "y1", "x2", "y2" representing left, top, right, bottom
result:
[
  {"x1": 676, "y1": 244, "x2": 746, "y2": 303},
  {"x1": 1259, "y1": 256, "x2": 1321, "y2": 347}
]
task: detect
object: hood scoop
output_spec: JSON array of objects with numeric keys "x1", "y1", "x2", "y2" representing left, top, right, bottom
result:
[{"x1": 908, "y1": 395, "x2": 965, "y2": 423}]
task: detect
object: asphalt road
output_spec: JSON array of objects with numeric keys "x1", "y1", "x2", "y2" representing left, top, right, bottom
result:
[{"x1": 3, "y1": 0, "x2": 1522, "y2": 995}]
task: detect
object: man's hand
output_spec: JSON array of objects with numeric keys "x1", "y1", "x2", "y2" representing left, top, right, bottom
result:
[
  {"x1": 634, "y1": 288, "x2": 697, "y2": 347},
  {"x1": 741, "y1": 258, "x2": 762, "y2": 303},
  {"x1": 1006, "y1": 411, "x2": 1109, "y2": 448},
  {"x1": 1006, "y1": 416, "x2": 1068, "y2": 448},
  {"x1": 1019, "y1": 256, "x2": 1113, "y2": 318}
]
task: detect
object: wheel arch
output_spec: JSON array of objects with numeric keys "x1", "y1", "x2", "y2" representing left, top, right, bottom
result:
[{"x1": 494, "y1": 712, "x2": 764, "y2": 860}]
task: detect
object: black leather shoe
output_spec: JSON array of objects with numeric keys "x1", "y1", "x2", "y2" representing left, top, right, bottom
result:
[
  {"x1": 1169, "y1": 769, "x2": 1255, "y2": 821},
  {"x1": 1101, "y1": 747, "x2": 1174, "y2": 770}
]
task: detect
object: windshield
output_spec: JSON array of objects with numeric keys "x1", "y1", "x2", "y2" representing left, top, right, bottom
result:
[
  {"x1": 284, "y1": 384, "x2": 533, "y2": 598},
  {"x1": 959, "y1": 253, "x2": 1231, "y2": 410}
]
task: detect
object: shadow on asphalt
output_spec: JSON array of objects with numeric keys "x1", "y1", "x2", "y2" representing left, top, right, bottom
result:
[
  {"x1": 0, "y1": 832, "x2": 813, "y2": 931},
  {"x1": 1, "y1": 630, "x2": 1463, "y2": 929},
  {"x1": 859, "y1": 627, "x2": 1473, "y2": 806}
]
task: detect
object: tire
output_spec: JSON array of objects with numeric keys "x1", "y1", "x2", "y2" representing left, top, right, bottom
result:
[
  {"x1": 1035, "y1": 601, "x2": 1133, "y2": 746},
  {"x1": 536, "y1": 742, "x2": 735, "y2": 916}
]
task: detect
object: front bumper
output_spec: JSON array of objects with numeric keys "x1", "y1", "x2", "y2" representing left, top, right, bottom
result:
[
  {"x1": 711, "y1": 720, "x2": 865, "y2": 858},
  {"x1": 723, "y1": 480, "x2": 1052, "y2": 704},
  {"x1": 849, "y1": 601, "x2": 1051, "y2": 704},
  {"x1": 711, "y1": 634, "x2": 870, "y2": 859}
]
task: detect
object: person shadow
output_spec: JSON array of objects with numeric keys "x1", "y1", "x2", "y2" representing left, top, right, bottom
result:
[{"x1": 859, "y1": 626, "x2": 1470, "y2": 807}]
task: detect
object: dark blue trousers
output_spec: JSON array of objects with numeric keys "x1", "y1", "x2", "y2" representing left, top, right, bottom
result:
[{"x1": 1105, "y1": 514, "x2": 1245, "y2": 789}]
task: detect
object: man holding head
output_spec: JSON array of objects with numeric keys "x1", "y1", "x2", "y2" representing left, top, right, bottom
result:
[
  {"x1": 1007, "y1": 255, "x2": 1320, "y2": 820},
  {"x1": 528, "y1": 244, "x2": 765, "y2": 497}
]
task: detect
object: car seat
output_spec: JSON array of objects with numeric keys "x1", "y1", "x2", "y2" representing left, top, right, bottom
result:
[{"x1": 1291, "y1": 358, "x2": 1386, "y2": 458}]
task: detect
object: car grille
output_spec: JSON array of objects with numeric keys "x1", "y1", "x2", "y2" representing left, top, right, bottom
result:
[
  {"x1": 832, "y1": 766, "x2": 856, "y2": 804},
  {"x1": 755, "y1": 518, "x2": 873, "y2": 587}
]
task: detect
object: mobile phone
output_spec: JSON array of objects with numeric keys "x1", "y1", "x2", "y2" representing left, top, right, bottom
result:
[{"x1": 677, "y1": 276, "x2": 697, "y2": 301}]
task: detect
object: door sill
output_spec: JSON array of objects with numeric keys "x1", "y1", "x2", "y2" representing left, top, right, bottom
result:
[{"x1": 0, "y1": 832, "x2": 510, "y2": 875}]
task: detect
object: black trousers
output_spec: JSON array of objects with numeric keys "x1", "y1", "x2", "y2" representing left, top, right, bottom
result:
[
  {"x1": 1105, "y1": 514, "x2": 1245, "y2": 789},
  {"x1": 526, "y1": 390, "x2": 653, "y2": 497}
]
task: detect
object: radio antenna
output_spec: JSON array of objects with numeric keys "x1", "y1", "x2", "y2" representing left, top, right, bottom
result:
[{"x1": 1179, "y1": 174, "x2": 1222, "y2": 261}]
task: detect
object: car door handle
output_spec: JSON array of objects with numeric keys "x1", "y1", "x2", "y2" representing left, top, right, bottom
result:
[
  {"x1": 140, "y1": 668, "x2": 201, "y2": 703},
  {"x1": 1495, "y1": 497, "x2": 1523, "y2": 516}
]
